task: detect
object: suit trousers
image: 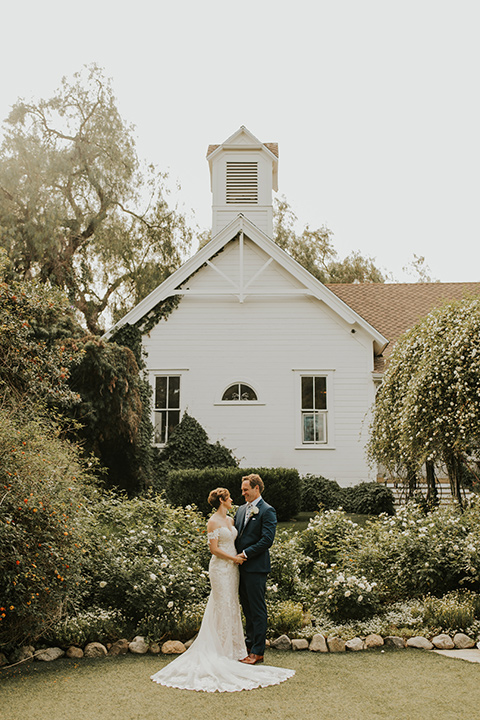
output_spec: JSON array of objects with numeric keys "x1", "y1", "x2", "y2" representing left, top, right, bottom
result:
[{"x1": 238, "y1": 570, "x2": 268, "y2": 656}]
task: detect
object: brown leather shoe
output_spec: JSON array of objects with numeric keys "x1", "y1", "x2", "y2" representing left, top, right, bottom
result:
[{"x1": 239, "y1": 653, "x2": 264, "y2": 665}]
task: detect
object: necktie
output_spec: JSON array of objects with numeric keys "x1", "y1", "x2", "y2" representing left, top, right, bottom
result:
[{"x1": 244, "y1": 503, "x2": 252, "y2": 527}]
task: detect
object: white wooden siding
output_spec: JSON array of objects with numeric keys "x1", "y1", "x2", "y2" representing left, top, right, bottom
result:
[{"x1": 144, "y1": 242, "x2": 377, "y2": 485}]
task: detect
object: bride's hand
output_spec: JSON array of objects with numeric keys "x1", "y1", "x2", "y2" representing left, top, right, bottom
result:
[{"x1": 233, "y1": 555, "x2": 244, "y2": 564}]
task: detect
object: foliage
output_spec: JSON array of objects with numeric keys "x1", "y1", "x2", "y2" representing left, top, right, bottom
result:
[
  {"x1": 79, "y1": 493, "x2": 211, "y2": 636},
  {"x1": 67, "y1": 336, "x2": 154, "y2": 493},
  {"x1": 0, "y1": 64, "x2": 193, "y2": 333},
  {"x1": 343, "y1": 482, "x2": 395, "y2": 515},
  {"x1": 164, "y1": 465, "x2": 301, "y2": 521},
  {"x1": 314, "y1": 569, "x2": 380, "y2": 622},
  {"x1": 46, "y1": 607, "x2": 129, "y2": 647},
  {"x1": 0, "y1": 409, "x2": 97, "y2": 649},
  {"x1": 368, "y1": 296, "x2": 480, "y2": 501},
  {"x1": 301, "y1": 474, "x2": 345, "y2": 511},
  {"x1": 273, "y1": 196, "x2": 386, "y2": 283},
  {"x1": 297, "y1": 509, "x2": 360, "y2": 567},
  {"x1": 347, "y1": 502, "x2": 480, "y2": 602},
  {"x1": 266, "y1": 600, "x2": 304, "y2": 636},
  {"x1": 0, "y1": 270, "x2": 83, "y2": 412},
  {"x1": 301, "y1": 475, "x2": 394, "y2": 515},
  {"x1": 422, "y1": 590, "x2": 480, "y2": 633},
  {"x1": 156, "y1": 412, "x2": 238, "y2": 474}
]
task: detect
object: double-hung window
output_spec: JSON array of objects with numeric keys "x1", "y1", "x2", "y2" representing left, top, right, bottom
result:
[
  {"x1": 154, "y1": 375, "x2": 180, "y2": 444},
  {"x1": 301, "y1": 375, "x2": 327, "y2": 444}
]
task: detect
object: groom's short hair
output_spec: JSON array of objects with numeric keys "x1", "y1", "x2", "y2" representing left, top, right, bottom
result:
[{"x1": 242, "y1": 473, "x2": 264, "y2": 494}]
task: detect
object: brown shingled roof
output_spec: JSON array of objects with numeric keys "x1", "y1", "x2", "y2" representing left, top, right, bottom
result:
[
  {"x1": 327, "y1": 282, "x2": 480, "y2": 363},
  {"x1": 206, "y1": 142, "x2": 278, "y2": 158}
]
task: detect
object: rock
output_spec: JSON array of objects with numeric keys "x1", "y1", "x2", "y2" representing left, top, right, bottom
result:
[
  {"x1": 161, "y1": 640, "x2": 186, "y2": 655},
  {"x1": 148, "y1": 642, "x2": 161, "y2": 655},
  {"x1": 309, "y1": 634, "x2": 328, "y2": 653},
  {"x1": 66, "y1": 646, "x2": 84, "y2": 659},
  {"x1": 453, "y1": 633, "x2": 475, "y2": 649},
  {"x1": 108, "y1": 639, "x2": 130, "y2": 656},
  {"x1": 432, "y1": 634, "x2": 455, "y2": 650},
  {"x1": 270, "y1": 634, "x2": 292, "y2": 651},
  {"x1": 129, "y1": 636, "x2": 149, "y2": 655},
  {"x1": 36, "y1": 647, "x2": 65, "y2": 662},
  {"x1": 0, "y1": 652, "x2": 9, "y2": 667},
  {"x1": 345, "y1": 637, "x2": 365, "y2": 652},
  {"x1": 10, "y1": 646, "x2": 35, "y2": 664},
  {"x1": 406, "y1": 636, "x2": 434, "y2": 650},
  {"x1": 84, "y1": 642, "x2": 108, "y2": 658},
  {"x1": 291, "y1": 639, "x2": 309, "y2": 651},
  {"x1": 384, "y1": 636, "x2": 405, "y2": 649},
  {"x1": 365, "y1": 634, "x2": 384, "y2": 648},
  {"x1": 327, "y1": 636, "x2": 346, "y2": 653}
]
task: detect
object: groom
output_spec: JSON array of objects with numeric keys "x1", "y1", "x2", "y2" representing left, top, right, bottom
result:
[{"x1": 234, "y1": 473, "x2": 277, "y2": 665}]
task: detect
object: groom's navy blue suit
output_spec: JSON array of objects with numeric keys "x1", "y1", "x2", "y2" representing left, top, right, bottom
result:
[{"x1": 234, "y1": 497, "x2": 277, "y2": 656}]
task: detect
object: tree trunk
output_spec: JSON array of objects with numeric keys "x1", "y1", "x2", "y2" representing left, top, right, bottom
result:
[
  {"x1": 425, "y1": 460, "x2": 438, "y2": 506},
  {"x1": 444, "y1": 452, "x2": 463, "y2": 508}
]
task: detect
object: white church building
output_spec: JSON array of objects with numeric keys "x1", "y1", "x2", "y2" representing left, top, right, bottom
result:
[{"x1": 107, "y1": 126, "x2": 480, "y2": 486}]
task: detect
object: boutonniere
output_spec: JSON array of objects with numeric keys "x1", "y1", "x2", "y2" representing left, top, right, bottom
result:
[{"x1": 251, "y1": 506, "x2": 259, "y2": 516}]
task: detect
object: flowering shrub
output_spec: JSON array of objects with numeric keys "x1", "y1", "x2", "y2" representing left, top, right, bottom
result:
[
  {"x1": 46, "y1": 607, "x2": 128, "y2": 647},
  {"x1": 0, "y1": 411, "x2": 97, "y2": 649},
  {"x1": 297, "y1": 509, "x2": 360, "y2": 567},
  {"x1": 314, "y1": 569, "x2": 379, "y2": 621},
  {"x1": 80, "y1": 495, "x2": 211, "y2": 635}
]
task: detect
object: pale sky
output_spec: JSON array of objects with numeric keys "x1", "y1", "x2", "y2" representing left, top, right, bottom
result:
[{"x1": 1, "y1": 0, "x2": 479, "y2": 282}]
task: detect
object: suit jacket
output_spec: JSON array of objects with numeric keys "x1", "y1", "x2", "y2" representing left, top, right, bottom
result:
[{"x1": 234, "y1": 498, "x2": 277, "y2": 573}]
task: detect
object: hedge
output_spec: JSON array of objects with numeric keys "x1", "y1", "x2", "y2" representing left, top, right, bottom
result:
[{"x1": 165, "y1": 466, "x2": 301, "y2": 521}]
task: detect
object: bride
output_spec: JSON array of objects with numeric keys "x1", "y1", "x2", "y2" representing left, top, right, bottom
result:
[{"x1": 151, "y1": 487, "x2": 295, "y2": 692}]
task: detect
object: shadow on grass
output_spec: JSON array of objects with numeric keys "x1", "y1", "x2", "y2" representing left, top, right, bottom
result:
[{"x1": 1, "y1": 648, "x2": 477, "y2": 720}]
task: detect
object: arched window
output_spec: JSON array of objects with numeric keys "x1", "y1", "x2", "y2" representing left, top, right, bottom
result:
[{"x1": 222, "y1": 383, "x2": 258, "y2": 402}]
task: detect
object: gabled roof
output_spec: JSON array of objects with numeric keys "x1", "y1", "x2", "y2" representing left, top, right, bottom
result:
[
  {"x1": 104, "y1": 214, "x2": 388, "y2": 354},
  {"x1": 206, "y1": 126, "x2": 279, "y2": 192},
  {"x1": 327, "y1": 282, "x2": 480, "y2": 360}
]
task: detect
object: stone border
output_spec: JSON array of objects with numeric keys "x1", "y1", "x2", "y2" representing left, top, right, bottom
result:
[{"x1": 2, "y1": 630, "x2": 479, "y2": 669}]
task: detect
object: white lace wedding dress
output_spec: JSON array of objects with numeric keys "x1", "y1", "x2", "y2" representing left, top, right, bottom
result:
[{"x1": 150, "y1": 524, "x2": 295, "y2": 692}]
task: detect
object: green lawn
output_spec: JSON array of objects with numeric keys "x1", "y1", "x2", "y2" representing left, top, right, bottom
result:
[{"x1": 1, "y1": 649, "x2": 478, "y2": 720}]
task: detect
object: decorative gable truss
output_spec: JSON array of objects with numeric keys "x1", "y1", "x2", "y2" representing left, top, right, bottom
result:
[{"x1": 105, "y1": 213, "x2": 388, "y2": 359}]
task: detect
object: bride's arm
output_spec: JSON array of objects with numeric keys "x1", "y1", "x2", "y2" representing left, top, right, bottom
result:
[{"x1": 207, "y1": 520, "x2": 243, "y2": 563}]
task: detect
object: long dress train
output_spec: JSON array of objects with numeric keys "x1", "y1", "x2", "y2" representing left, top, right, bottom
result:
[{"x1": 150, "y1": 525, "x2": 295, "y2": 692}]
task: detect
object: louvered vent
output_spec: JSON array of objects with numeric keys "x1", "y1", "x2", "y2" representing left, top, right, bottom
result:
[{"x1": 226, "y1": 162, "x2": 258, "y2": 204}]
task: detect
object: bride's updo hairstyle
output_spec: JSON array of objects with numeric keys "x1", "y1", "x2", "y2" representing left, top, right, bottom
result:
[{"x1": 208, "y1": 487, "x2": 230, "y2": 509}]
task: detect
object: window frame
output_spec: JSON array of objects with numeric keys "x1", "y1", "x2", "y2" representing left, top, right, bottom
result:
[
  {"x1": 293, "y1": 370, "x2": 335, "y2": 449},
  {"x1": 215, "y1": 379, "x2": 264, "y2": 406},
  {"x1": 150, "y1": 370, "x2": 187, "y2": 447}
]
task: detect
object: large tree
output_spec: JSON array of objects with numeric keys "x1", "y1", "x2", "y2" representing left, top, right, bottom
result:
[
  {"x1": 368, "y1": 297, "x2": 480, "y2": 503},
  {"x1": 0, "y1": 65, "x2": 192, "y2": 334},
  {"x1": 273, "y1": 196, "x2": 387, "y2": 283}
]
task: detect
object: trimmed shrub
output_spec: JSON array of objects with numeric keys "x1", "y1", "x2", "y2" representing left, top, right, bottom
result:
[
  {"x1": 165, "y1": 466, "x2": 301, "y2": 521},
  {"x1": 301, "y1": 474, "x2": 345, "y2": 511},
  {"x1": 343, "y1": 482, "x2": 395, "y2": 515},
  {"x1": 154, "y1": 413, "x2": 238, "y2": 474}
]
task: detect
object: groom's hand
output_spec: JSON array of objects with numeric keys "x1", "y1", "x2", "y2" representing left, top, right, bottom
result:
[{"x1": 234, "y1": 554, "x2": 245, "y2": 564}]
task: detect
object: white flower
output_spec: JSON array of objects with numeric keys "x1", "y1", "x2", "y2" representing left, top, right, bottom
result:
[
  {"x1": 344, "y1": 590, "x2": 351, "y2": 597},
  {"x1": 167, "y1": 601, "x2": 174, "y2": 608},
  {"x1": 149, "y1": 573, "x2": 157, "y2": 581},
  {"x1": 161, "y1": 562, "x2": 168, "y2": 568},
  {"x1": 99, "y1": 581, "x2": 107, "y2": 588},
  {"x1": 251, "y1": 506, "x2": 259, "y2": 516},
  {"x1": 358, "y1": 595, "x2": 363, "y2": 602}
]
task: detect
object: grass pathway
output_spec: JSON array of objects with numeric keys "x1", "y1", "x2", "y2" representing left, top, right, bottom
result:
[{"x1": 1, "y1": 648, "x2": 479, "y2": 720}]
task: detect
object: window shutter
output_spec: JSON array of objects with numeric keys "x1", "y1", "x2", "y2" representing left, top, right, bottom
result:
[{"x1": 226, "y1": 162, "x2": 258, "y2": 204}]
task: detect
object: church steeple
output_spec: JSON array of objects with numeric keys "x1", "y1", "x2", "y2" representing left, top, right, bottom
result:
[{"x1": 206, "y1": 126, "x2": 278, "y2": 238}]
